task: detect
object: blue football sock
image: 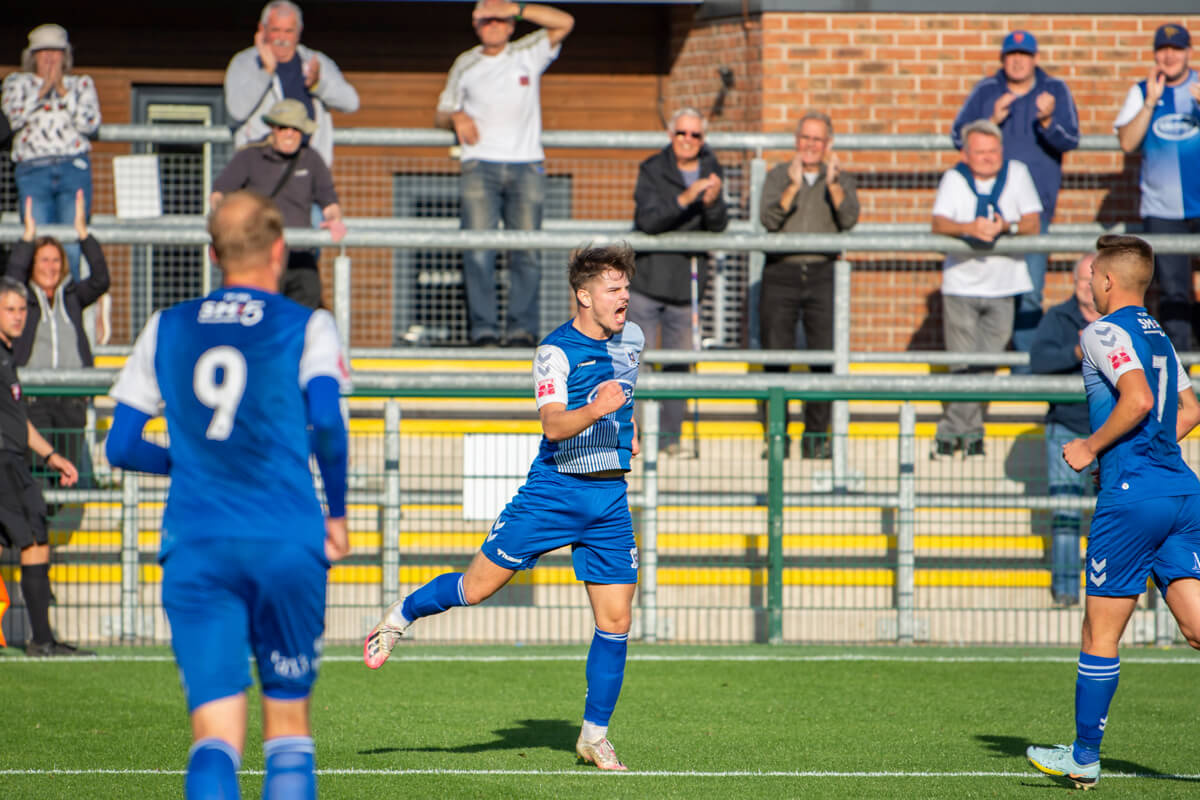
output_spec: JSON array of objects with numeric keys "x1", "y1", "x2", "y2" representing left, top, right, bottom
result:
[
  {"x1": 1073, "y1": 652, "x2": 1119, "y2": 765},
  {"x1": 583, "y1": 628, "x2": 629, "y2": 727},
  {"x1": 185, "y1": 738, "x2": 241, "y2": 800},
  {"x1": 262, "y1": 736, "x2": 316, "y2": 800},
  {"x1": 401, "y1": 572, "x2": 468, "y2": 622}
]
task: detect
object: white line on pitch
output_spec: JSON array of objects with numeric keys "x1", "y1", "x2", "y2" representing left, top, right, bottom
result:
[
  {"x1": 2, "y1": 768, "x2": 1200, "y2": 779},
  {"x1": 3, "y1": 653, "x2": 1200, "y2": 665}
]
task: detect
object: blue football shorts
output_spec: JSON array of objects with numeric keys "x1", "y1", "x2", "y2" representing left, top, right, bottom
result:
[
  {"x1": 1085, "y1": 493, "x2": 1200, "y2": 598},
  {"x1": 479, "y1": 468, "x2": 638, "y2": 584},
  {"x1": 162, "y1": 537, "x2": 329, "y2": 712}
]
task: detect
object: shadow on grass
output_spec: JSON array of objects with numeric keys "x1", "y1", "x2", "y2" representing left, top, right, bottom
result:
[
  {"x1": 976, "y1": 734, "x2": 1200, "y2": 785},
  {"x1": 359, "y1": 718, "x2": 577, "y2": 756}
]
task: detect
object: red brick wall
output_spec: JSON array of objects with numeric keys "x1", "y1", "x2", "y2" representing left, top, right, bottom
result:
[{"x1": 675, "y1": 12, "x2": 1200, "y2": 350}]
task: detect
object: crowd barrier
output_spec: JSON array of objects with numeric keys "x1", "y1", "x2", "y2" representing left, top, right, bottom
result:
[{"x1": 1, "y1": 369, "x2": 1191, "y2": 649}]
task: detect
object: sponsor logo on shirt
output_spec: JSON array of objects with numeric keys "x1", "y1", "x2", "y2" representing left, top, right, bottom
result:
[
  {"x1": 537, "y1": 378, "x2": 556, "y2": 398},
  {"x1": 1107, "y1": 348, "x2": 1132, "y2": 370},
  {"x1": 1152, "y1": 112, "x2": 1200, "y2": 142},
  {"x1": 198, "y1": 294, "x2": 265, "y2": 327}
]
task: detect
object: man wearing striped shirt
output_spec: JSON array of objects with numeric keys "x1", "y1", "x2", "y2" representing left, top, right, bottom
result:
[
  {"x1": 365, "y1": 244, "x2": 643, "y2": 771},
  {"x1": 435, "y1": 0, "x2": 574, "y2": 348}
]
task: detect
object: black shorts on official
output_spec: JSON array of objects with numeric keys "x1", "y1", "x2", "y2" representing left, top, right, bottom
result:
[{"x1": 0, "y1": 453, "x2": 48, "y2": 550}]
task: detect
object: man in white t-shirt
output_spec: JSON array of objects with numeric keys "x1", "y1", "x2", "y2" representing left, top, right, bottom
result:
[
  {"x1": 930, "y1": 119, "x2": 1042, "y2": 458},
  {"x1": 436, "y1": 0, "x2": 575, "y2": 348}
]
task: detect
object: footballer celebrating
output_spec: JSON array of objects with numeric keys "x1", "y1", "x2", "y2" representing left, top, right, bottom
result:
[
  {"x1": 107, "y1": 191, "x2": 351, "y2": 798},
  {"x1": 365, "y1": 243, "x2": 644, "y2": 771},
  {"x1": 1027, "y1": 235, "x2": 1200, "y2": 789}
]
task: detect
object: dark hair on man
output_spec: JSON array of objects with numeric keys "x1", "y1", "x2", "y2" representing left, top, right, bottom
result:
[
  {"x1": 208, "y1": 190, "x2": 285, "y2": 268},
  {"x1": 567, "y1": 242, "x2": 636, "y2": 293},
  {"x1": 0, "y1": 276, "x2": 28, "y2": 301},
  {"x1": 1095, "y1": 234, "x2": 1154, "y2": 293}
]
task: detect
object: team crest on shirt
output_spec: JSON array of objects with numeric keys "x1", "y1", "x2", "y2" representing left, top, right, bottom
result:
[
  {"x1": 10, "y1": 382, "x2": 20, "y2": 402},
  {"x1": 1107, "y1": 348, "x2": 1132, "y2": 370},
  {"x1": 627, "y1": 349, "x2": 639, "y2": 368},
  {"x1": 518, "y1": 74, "x2": 530, "y2": 86}
]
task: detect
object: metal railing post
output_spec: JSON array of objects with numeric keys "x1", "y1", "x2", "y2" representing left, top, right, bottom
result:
[
  {"x1": 334, "y1": 247, "x2": 351, "y2": 352},
  {"x1": 766, "y1": 385, "x2": 786, "y2": 644},
  {"x1": 639, "y1": 399, "x2": 660, "y2": 644},
  {"x1": 120, "y1": 473, "x2": 140, "y2": 642},
  {"x1": 746, "y1": 153, "x2": 767, "y2": 349},
  {"x1": 897, "y1": 403, "x2": 916, "y2": 645},
  {"x1": 832, "y1": 259, "x2": 851, "y2": 491},
  {"x1": 382, "y1": 401, "x2": 402, "y2": 607}
]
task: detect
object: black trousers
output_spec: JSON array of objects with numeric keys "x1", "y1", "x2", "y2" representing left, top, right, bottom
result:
[
  {"x1": 284, "y1": 250, "x2": 323, "y2": 309},
  {"x1": 1144, "y1": 216, "x2": 1200, "y2": 352},
  {"x1": 759, "y1": 260, "x2": 834, "y2": 437}
]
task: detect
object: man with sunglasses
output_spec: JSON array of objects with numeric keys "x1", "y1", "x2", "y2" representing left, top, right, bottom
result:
[
  {"x1": 436, "y1": 0, "x2": 574, "y2": 348},
  {"x1": 211, "y1": 99, "x2": 345, "y2": 308},
  {"x1": 630, "y1": 108, "x2": 727, "y2": 456}
]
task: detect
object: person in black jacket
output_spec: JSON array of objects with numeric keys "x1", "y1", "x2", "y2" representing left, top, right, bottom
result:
[
  {"x1": 1029, "y1": 253, "x2": 1099, "y2": 607},
  {"x1": 5, "y1": 188, "x2": 109, "y2": 487},
  {"x1": 630, "y1": 108, "x2": 728, "y2": 455}
]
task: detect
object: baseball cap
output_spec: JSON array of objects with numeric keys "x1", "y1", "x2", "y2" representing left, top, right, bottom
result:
[
  {"x1": 1001, "y1": 30, "x2": 1037, "y2": 56},
  {"x1": 1154, "y1": 24, "x2": 1191, "y2": 50},
  {"x1": 27, "y1": 24, "x2": 69, "y2": 52},
  {"x1": 261, "y1": 99, "x2": 317, "y2": 135}
]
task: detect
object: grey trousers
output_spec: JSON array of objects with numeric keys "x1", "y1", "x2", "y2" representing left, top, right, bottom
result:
[
  {"x1": 627, "y1": 290, "x2": 693, "y2": 442},
  {"x1": 936, "y1": 293, "x2": 1015, "y2": 442}
]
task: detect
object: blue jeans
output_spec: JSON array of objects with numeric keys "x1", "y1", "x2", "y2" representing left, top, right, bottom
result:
[
  {"x1": 1045, "y1": 421, "x2": 1091, "y2": 599},
  {"x1": 460, "y1": 160, "x2": 545, "y2": 342},
  {"x1": 1010, "y1": 210, "x2": 1052, "y2": 373},
  {"x1": 15, "y1": 154, "x2": 94, "y2": 282}
]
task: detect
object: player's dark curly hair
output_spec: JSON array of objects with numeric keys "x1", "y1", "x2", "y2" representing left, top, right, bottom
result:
[{"x1": 567, "y1": 242, "x2": 636, "y2": 293}]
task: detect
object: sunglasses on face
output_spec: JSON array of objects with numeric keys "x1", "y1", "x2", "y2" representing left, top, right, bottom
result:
[
  {"x1": 476, "y1": 16, "x2": 514, "y2": 26},
  {"x1": 674, "y1": 130, "x2": 704, "y2": 140}
]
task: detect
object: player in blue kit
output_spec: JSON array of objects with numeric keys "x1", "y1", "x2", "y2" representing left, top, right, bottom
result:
[
  {"x1": 105, "y1": 191, "x2": 351, "y2": 799},
  {"x1": 1027, "y1": 235, "x2": 1200, "y2": 790},
  {"x1": 364, "y1": 243, "x2": 644, "y2": 770}
]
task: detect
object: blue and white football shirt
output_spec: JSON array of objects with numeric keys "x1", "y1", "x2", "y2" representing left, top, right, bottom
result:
[
  {"x1": 1114, "y1": 70, "x2": 1200, "y2": 219},
  {"x1": 531, "y1": 319, "x2": 643, "y2": 474},
  {"x1": 110, "y1": 288, "x2": 350, "y2": 557},
  {"x1": 1080, "y1": 306, "x2": 1200, "y2": 503}
]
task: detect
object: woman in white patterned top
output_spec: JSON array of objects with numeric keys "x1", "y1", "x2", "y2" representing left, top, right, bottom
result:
[{"x1": 1, "y1": 24, "x2": 101, "y2": 281}]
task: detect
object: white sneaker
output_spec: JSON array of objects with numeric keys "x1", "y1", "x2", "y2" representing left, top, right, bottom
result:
[
  {"x1": 576, "y1": 735, "x2": 627, "y2": 771},
  {"x1": 363, "y1": 600, "x2": 409, "y2": 670}
]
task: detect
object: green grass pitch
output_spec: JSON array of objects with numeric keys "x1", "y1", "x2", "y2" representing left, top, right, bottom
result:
[{"x1": 2, "y1": 645, "x2": 1199, "y2": 799}]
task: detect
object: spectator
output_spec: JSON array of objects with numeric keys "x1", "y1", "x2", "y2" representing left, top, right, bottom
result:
[
  {"x1": 0, "y1": 276, "x2": 90, "y2": 657},
  {"x1": 5, "y1": 189, "x2": 109, "y2": 488},
  {"x1": 435, "y1": 0, "x2": 575, "y2": 347},
  {"x1": 758, "y1": 110, "x2": 859, "y2": 459},
  {"x1": 1030, "y1": 253, "x2": 1100, "y2": 607},
  {"x1": 952, "y1": 30, "x2": 1080, "y2": 370},
  {"x1": 224, "y1": 0, "x2": 359, "y2": 167},
  {"x1": 930, "y1": 119, "x2": 1041, "y2": 459},
  {"x1": 211, "y1": 99, "x2": 345, "y2": 309},
  {"x1": 1114, "y1": 23, "x2": 1200, "y2": 352},
  {"x1": 1, "y1": 24, "x2": 101, "y2": 282},
  {"x1": 630, "y1": 108, "x2": 727, "y2": 456}
]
